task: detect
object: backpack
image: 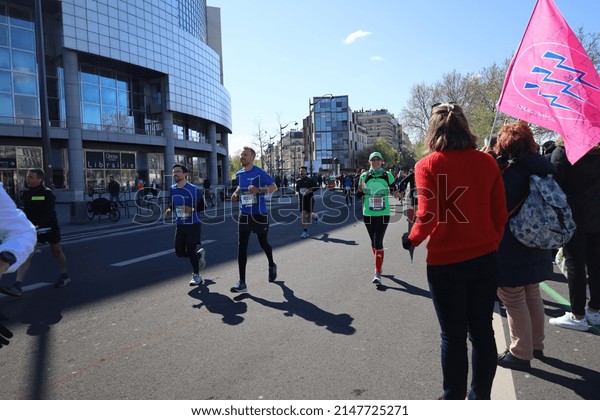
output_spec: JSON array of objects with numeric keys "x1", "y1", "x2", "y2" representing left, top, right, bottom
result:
[{"x1": 509, "y1": 174, "x2": 576, "y2": 249}]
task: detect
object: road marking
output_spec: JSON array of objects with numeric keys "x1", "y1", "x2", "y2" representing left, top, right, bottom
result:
[
  {"x1": 111, "y1": 240, "x2": 215, "y2": 267},
  {"x1": 492, "y1": 301, "x2": 517, "y2": 400},
  {"x1": 0, "y1": 282, "x2": 53, "y2": 300}
]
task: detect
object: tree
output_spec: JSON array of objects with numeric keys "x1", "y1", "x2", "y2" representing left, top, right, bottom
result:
[
  {"x1": 356, "y1": 138, "x2": 401, "y2": 171},
  {"x1": 229, "y1": 155, "x2": 242, "y2": 180}
]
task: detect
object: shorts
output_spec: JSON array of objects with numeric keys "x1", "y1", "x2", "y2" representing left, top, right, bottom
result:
[
  {"x1": 238, "y1": 213, "x2": 269, "y2": 234},
  {"x1": 299, "y1": 196, "x2": 314, "y2": 213},
  {"x1": 37, "y1": 224, "x2": 61, "y2": 244}
]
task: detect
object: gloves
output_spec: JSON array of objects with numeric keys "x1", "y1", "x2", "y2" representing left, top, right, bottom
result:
[
  {"x1": 0, "y1": 322, "x2": 13, "y2": 348},
  {"x1": 402, "y1": 233, "x2": 413, "y2": 250}
]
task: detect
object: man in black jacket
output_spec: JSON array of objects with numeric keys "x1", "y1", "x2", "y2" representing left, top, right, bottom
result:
[{"x1": 0, "y1": 169, "x2": 71, "y2": 298}]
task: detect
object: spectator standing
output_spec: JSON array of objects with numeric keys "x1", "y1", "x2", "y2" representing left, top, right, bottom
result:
[
  {"x1": 493, "y1": 122, "x2": 555, "y2": 370},
  {"x1": 549, "y1": 138, "x2": 600, "y2": 331},
  {"x1": 107, "y1": 176, "x2": 123, "y2": 207},
  {"x1": 403, "y1": 103, "x2": 507, "y2": 399}
]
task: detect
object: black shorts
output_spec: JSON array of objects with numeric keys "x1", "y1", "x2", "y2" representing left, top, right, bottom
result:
[
  {"x1": 238, "y1": 213, "x2": 269, "y2": 234},
  {"x1": 299, "y1": 196, "x2": 314, "y2": 213},
  {"x1": 37, "y1": 224, "x2": 61, "y2": 244}
]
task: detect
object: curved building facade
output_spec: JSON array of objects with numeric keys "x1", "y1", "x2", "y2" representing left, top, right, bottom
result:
[{"x1": 0, "y1": 0, "x2": 231, "y2": 202}]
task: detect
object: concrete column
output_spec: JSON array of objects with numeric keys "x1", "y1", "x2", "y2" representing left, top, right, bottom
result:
[
  {"x1": 63, "y1": 49, "x2": 85, "y2": 200},
  {"x1": 208, "y1": 123, "x2": 218, "y2": 184},
  {"x1": 222, "y1": 132, "x2": 230, "y2": 182},
  {"x1": 161, "y1": 77, "x2": 174, "y2": 184}
]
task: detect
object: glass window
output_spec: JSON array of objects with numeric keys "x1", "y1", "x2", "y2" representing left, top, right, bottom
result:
[
  {"x1": 82, "y1": 84, "x2": 99, "y2": 103},
  {"x1": 0, "y1": 70, "x2": 10, "y2": 92},
  {"x1": 11, "y1": 50, "x2": 35, "y2": 73},
  {"x1": 10, "y1": 27, "x2": 34, "y2": 51},
  {"x1": 101, "y1": 87, "x2": 116, "y2": 106},
  {"x1": 117, "y1": 90, "x2": 128, "y2": 108},
  {"x1": 100, "y1": 70, "x2": 115, "y2": 87},
  {"x1": 0, "y1": 25, "x2": 7, "y2": 46},
  {"x1": 0, "y1": 47, "x2": 9, "y2": 69},
  {"x1": 0, "y1": 5, "x2": 6, "y2": 24},
  {"x1": 14, "y1": 94, "x2": 38, "y2": 119},
  {"x1": 12, "y1": 72, "x2": 36, "y2": 95},
  {"x1": 0, "y1": 92, "x2": 12, "y2": 117},
  {"x1": 83, "y1": 103, "x2": 101, "y2": 126},
  {"x1": 80, "y1": 69, "x2": 98, "y2": 84},
  {"x1": 116, "y1": 73, "x2": 128, "y2": 90},
  {"x1": 101, "y1": 106, "x2": 117, "y2": 126},
  {"x1": 8, "y1": 7, "x2": 33, "y2": 29}
]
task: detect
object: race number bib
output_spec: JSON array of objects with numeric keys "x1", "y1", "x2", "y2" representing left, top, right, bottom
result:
[
  {"x1": 299, "y1": 188, "x2": 308, "y2": 196},
  {"x1": 369, "y1": 195, "x2": 385, "y2": 211},
  {"x1": 241, "y1": 193, "x2": 256, "y2": 207},
  {"x1": 175, "y1": 206, "x2": 190, "y2": 218}
]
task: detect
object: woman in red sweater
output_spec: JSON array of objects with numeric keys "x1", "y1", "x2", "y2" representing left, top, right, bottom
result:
[{"x1": 403, "y1": 103, "x2": 507, "y2": 399}]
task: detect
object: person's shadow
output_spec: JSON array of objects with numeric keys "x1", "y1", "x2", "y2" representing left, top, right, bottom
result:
[
  {"x1": 528, "y1": 355, "x2": 600, "y2": 399},
  {"x1": 375, "y1": 275, "x2": 431, "y2": 298},
  {"x1": 315, "y1": 233, "x2": 358, "y2": 246},
  {"x1": 238, "y1": 281, "x2": 355, "y2": 335},
  {"x1": 188, "y1": 280, "x2": 247, "y2": 325}
]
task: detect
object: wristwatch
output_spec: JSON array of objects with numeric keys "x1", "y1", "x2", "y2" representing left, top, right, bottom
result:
[{"x1": 0, "y1": 251, "x2": 17, "y2": 267}]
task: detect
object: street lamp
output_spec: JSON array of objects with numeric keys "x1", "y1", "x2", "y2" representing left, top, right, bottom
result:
[
  {"x1": 308, "y1": 94, "x2": 333, "y2": 176},
  {"x1": 279, "y1": 120, "x2": 298, "y2": 181}
]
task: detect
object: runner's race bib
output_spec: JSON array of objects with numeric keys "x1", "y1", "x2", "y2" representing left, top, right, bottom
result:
[
  {"x1": 299, "y1": 188, "x2": 307, "y2": 196},
  {"x1": 241, "y1": 193, "x2": 256, "y2": 207},
  {"x1": 369, "y1": 195, "x2": 385, "y2": 211},
  {"x1": 175, "y1": 206, "x2": 190, "y2": 218}
]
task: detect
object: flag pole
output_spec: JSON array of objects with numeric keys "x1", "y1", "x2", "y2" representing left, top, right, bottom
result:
[{"x1": 487, "y1": 107, "x2": 500, "y2": 144}]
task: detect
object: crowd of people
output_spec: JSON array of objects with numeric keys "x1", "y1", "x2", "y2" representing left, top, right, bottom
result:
[{"x1": 1, "y1": 105, "x2": 598, "y2": 400}]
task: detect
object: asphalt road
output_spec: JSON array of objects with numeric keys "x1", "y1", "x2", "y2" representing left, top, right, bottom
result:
[{"x1": 0, "y1": 191, "x2": 599, "y2": 401}]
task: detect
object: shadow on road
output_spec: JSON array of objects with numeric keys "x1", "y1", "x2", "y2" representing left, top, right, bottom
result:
[
  {"x1": 235, "y1": 281, "x2": 356, "y2": 335},
  {"x1": 528, "y1": 356, "x2": 600, "y2": 399},
  {"x1": 188, "y1": 280, "x2": 247, "y2": 325},
  {"x1": 376, "y1": 275, "x2": 431, "y2": 298},
  {"x1": 313, "y1": 233, "x2": 358, "y2": 246}
]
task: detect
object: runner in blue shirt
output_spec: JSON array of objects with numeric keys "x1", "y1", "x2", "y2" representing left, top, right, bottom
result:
[
  {"x1": 164, "y1": 163, "x2": 206, "y2": 286},
  {"x1": 230, "y1": 147, "x2": 278, "y2": 293}
]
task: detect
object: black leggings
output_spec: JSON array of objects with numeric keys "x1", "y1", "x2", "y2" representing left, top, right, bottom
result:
[
  {"x1": 238, "y1": 230, "x2": 274, "y2": 283},
  {"x1": 363, "y1": 215, "x2": 390, "y2": 250}
]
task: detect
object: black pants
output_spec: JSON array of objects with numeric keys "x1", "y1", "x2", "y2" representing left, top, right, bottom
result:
[
  {"x1": 363, "y1": 215, "x2": 389, "y2": 250},
  {"x1": 238, "y1": 213, "x2": 274, "y2": 283},
  {"x1": 175, "y1": 223, "x2": 201, "y2": 274}
]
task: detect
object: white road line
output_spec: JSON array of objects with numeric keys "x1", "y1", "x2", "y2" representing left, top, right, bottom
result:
[
  {"x1": 110, "y1": 240, "x2": 216, "y2": 267},
  {"x1": 0, "y1": 282, "x2": 53, "y2": 300},
  {"x1": 491, "y1": 301, "x2": 517, "y2": 400}
]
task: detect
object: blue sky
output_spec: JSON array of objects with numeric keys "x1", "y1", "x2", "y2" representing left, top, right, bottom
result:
[{"x1": 208, "y1": 0, "x2": 600, "y2": 156}]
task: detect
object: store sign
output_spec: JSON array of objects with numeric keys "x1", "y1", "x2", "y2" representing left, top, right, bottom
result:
[
  {"x1": 86, "y1": 151, "x2": 105, "y2": 168},
  {"x1": 121, "y1": 153, "x2": 135, "y2": 169},
  {"x1": 0, "y1": 158, "x2": 17, "y2": 168},
  {"x1": 104, "y1": 152, "x2": 121, "y2": 169}
]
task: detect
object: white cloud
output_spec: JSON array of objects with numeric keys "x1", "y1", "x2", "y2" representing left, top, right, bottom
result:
[
  {"x1": 343, "y1": 30, "x2": 371, "y2": 44},
  {"x1": 370, "y1": 56, "x2": 383, "y2": 61}
]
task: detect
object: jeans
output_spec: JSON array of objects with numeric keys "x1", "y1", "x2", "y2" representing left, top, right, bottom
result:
[
  {"x1": 427, "y1": 251, "x2": 498, "y2": 400},
  {"x1": 563, "y1": 230, "x2": 600, "y2": 315}
]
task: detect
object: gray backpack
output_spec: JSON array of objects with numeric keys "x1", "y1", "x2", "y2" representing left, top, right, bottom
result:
[{"x1": 509, "y1": 174, "x2": 576, "y2": 249}]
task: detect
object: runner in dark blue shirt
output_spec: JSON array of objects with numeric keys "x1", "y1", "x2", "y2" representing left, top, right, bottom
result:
[
  {"x1": 230, "y1": 147, "x2": 278, "y2": 293},
  {"x1": 164, "y1": 163, "x2": 206, "y2": 286}
]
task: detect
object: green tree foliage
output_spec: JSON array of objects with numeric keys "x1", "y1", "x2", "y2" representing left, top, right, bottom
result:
[{"x1": 356, "y1": 138, "x2": 402, "y2": 171}]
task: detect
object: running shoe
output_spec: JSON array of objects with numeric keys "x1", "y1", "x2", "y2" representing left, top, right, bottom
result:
[
  {"x1": 55, "y1": 274, "x2": 71, "y2": 288},
  {"x1": 372, "y1": 273, "x2": 382, "y2": 285},
  {"x1": 0, "y1": 284, "x2": 22, "y2": 297},
  {"x1": 197, "y1": 247, "x2": 206, "y2": 270},
  {"x1": 230, "y1": 282, "x2": 248, "y2": 293},
  {"x1": 549, "y1": 312, "x2": 589, "y2": 331},
  {"x1": 585, "y1": 306, "x2": 600, "y2": 326},
  {"x1": 268, "y1": 264, "x2": 277, "y2": 282},
  {"x1": 300, "y1": 231, "x2": 309, "y2": 239},
  {"x1": 189, "y1": 273, "x2": 202, "y2": 286},
  {"x1": 314, "y1": 214, "x2": 321, "y2": 224}
]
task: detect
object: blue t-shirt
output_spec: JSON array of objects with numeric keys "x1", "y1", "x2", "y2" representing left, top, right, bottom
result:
[
  {"x1": 169, "y1": 182, "x2": 203, "y2": 224},
  {"x1": 236, "y1": 166, "x2": 275, "y2": 215}
]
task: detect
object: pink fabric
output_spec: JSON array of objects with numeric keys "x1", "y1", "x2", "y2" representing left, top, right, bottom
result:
[{"x1": 497, "y1": 0, "x2": 600, "y2": 164}]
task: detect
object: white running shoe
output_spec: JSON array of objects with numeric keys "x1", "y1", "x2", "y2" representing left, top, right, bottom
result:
[
  {"x1": 300, "y1": 231, "x2": 309, "y2": 239},
  {"x1": 189, "y1": 273, "x2": 202, "y2": 286},
  {"x1": 372, "y1": 273, "x2": 382, "y2": 285},
  {"x1": 197, "y1": 247, "x2": 206, "y2": 270},
  {"x1": 585, "y1": 307, "x2": 600, "y2": 326},
  {"x1": 549, "y1": 312, "x2": 589, "y2": 331}
]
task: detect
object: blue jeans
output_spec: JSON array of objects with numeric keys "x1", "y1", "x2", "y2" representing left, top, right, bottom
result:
[{"x1": 427, "y1": 251, "x2": 498, "y2": 400}]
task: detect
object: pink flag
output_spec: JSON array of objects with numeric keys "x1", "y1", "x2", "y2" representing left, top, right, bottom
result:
[{"x1": 497, "y1": 0, "x2": 600, "y2": 164}]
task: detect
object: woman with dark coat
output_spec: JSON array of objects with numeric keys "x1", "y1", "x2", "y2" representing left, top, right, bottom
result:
[
  {"x1": 549, "y1": 139, "x2": 600, "y2": 331},
  {"x1": 494, "y1": 122, "x2": 555, "y2": 371}
]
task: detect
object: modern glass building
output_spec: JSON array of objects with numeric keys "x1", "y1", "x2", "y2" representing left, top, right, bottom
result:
[{"x1": 0, "y1": 0, "x2": 231, "y2": 201}]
